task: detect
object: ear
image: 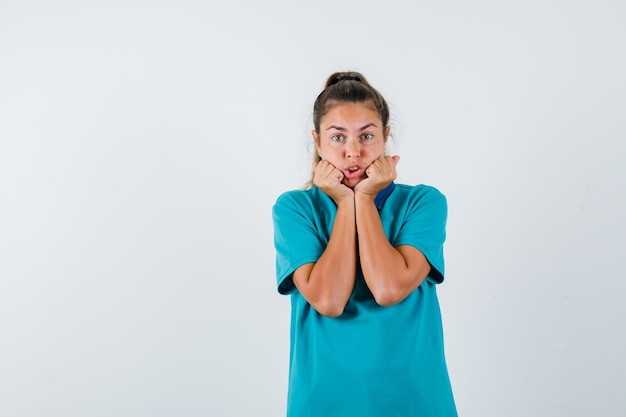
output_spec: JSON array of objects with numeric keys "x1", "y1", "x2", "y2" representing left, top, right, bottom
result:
[
  {"x1": 312, "y1": 130, "x2": 322, "y2": 158},
  {"x1": 383, "y1": 126, "x2": 391, "y2": 144}
]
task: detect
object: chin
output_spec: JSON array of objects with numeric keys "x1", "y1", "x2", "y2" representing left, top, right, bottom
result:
[{"x1": 344, "y1": 179, "x2": 362, "y2": 189}]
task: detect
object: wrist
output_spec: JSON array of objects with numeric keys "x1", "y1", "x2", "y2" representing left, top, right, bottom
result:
[
  {"x1": 354, "y1": 189, "x2": 377, "y2": 204},
  {"x1": 335, "y1": 193, "x2": 356, "y2": 207}
]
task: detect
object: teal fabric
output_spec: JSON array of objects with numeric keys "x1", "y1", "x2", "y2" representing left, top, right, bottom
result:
[{"x1": 272, "y1": 184, "x2": 457, "y2": 417}]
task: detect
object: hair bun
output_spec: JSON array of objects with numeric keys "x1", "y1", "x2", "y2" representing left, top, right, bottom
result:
[{"x1": 328, "y1": 74, "x2": 363, "y2": 86}]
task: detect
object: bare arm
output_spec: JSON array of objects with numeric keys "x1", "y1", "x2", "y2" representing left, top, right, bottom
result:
[
  {"x1": 355, "y1": 191, "x2": 431, "y2": 306},
  {"x1": 354, "y1": 155, "x2": 431, "y2": 306},
  {"x1": 293, "y1": 198, "x2": 356, "y2": 317},
  {"x1": 292, "y1": 160, "x2": 357, "y2": 318}
]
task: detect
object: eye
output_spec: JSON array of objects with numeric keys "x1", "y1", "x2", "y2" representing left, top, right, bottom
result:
[
  {"x1": 331, "y1": 134, "x2": 345, "y2": 142},
  {"x1": 361, "y1": 133, "x2": 373, "y2": 141}
]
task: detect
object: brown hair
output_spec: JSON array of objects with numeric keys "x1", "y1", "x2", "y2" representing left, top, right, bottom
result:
[{"x1": 305, "y1": 71, "x2": 390, "y2": 188}]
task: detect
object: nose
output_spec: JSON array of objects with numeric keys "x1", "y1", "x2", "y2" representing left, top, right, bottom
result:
[{"x1": 345, "y1": 140, "x2": 361, "y2": 158}]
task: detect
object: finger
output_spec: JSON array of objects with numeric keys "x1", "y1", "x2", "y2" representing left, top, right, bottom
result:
[
  {"x1": 322, "y1": 163, "x2": 338, "y2": 178},
  {"x1": 314, "y1": 160, "x2": 331, "y2": 176},
  {"x1": 325, "y1": 163, "x2": 343, "y2": 181},
  {"x1": 316, "y1": 161, "x2": 343, "y2": 184},
  {"x1": 365, "y1": 165, "x2": 380, "y2": 178},
  {"x1": 313, "y1": 159, "x2": 328, "y2": 172}
]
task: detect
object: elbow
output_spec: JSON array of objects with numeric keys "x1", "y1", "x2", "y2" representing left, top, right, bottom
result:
[
  {"x1": 312, "y1": 298, "x2": 347, "y2": 318},
  {"x1": 369, "y1": 270, "x2": 429, "y2": 307},
  {"x1": 317, "y1": 307, "x2": 344, "y2": 318},
  {"x1": 371, "y1": 286, "x2": 407, "y2": 307},
  {"x1": 314, "y1": 303, "x2": 346, "y2": 318}
]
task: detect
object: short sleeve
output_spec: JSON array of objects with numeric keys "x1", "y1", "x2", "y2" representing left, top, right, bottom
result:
[
  {"x1": 272, "y1": 192, "x2": 326, "y2": 294},
  {"x1": 394, "y1": 187, "x2": 447, "y2": 284}
]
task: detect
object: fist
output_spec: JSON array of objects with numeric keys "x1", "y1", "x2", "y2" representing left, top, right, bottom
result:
[
  {"x1": 313, "y1": 160, "x2": 354, "y2": 203},
  {"x1": 355, "y1": 155, "x2": 400, "y2": 196}
]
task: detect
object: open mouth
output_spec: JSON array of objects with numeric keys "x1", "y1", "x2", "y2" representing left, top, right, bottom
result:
[{"x1": 344, "y1": 166, "x2": 362, "y2": 179}]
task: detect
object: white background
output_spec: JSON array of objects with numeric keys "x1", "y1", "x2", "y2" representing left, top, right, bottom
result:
[{"x1": 1, "y1": 1, "x2": 625, "y2": 416}]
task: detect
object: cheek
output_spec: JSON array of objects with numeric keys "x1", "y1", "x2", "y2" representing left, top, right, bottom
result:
[
  {"x1": 318, "y1": 145, "x2": 339, "y2": 160},
  {"x1": 366, "y1": 143, "x2": 385, "y2": 158}
]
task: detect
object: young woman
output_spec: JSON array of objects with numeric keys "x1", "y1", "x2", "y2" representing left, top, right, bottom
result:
[{"x1": 272, "y1": 71, "x2": 457, "y2": 416}]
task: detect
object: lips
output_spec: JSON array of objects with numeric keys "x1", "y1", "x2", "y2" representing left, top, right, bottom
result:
[{"x1": 344, "y1": 166, "x2": 363, "y2": 179}]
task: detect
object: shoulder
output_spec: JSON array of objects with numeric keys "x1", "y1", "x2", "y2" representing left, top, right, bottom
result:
[
  {"x1": 274, "y1": 188, "x2": 317, "y2": 209},
  {"x1": 273, "y1": 187, "x2": 334, "y2": 216},
  {"x1": 391, "y1": 183, "x2": 447, "y2": 207}
]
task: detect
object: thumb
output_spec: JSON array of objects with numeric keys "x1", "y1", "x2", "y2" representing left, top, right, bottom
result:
[{"x1": 391, "y1": 155, "x2": 400, "y2": 165}]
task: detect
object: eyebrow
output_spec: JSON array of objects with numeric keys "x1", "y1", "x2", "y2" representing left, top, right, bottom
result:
[{"x1": 326, "y1": 123, "x2": 378, "y2": 131}]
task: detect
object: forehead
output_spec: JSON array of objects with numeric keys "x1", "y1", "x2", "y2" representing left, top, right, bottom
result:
[{"x1": 321, "y1": 101, "x2": 381, "y2": 127}]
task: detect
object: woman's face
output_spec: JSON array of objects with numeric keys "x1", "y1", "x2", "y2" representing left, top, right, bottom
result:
[{"x1": 313, "y1": 102, "x2": 390, "y2": 189}]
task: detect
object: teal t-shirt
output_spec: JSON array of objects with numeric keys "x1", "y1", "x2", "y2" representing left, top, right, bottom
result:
[{"x1": 272, "y1": 183, "x2": 457, "y2": 417}]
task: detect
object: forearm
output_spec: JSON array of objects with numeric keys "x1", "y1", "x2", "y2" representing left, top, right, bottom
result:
[
  {"x1": 355, "y1": 192, "x2": 427, "y2": 306},
  {"x1": 295, "y1": 198, "x2": 357, "y2": 317}
]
